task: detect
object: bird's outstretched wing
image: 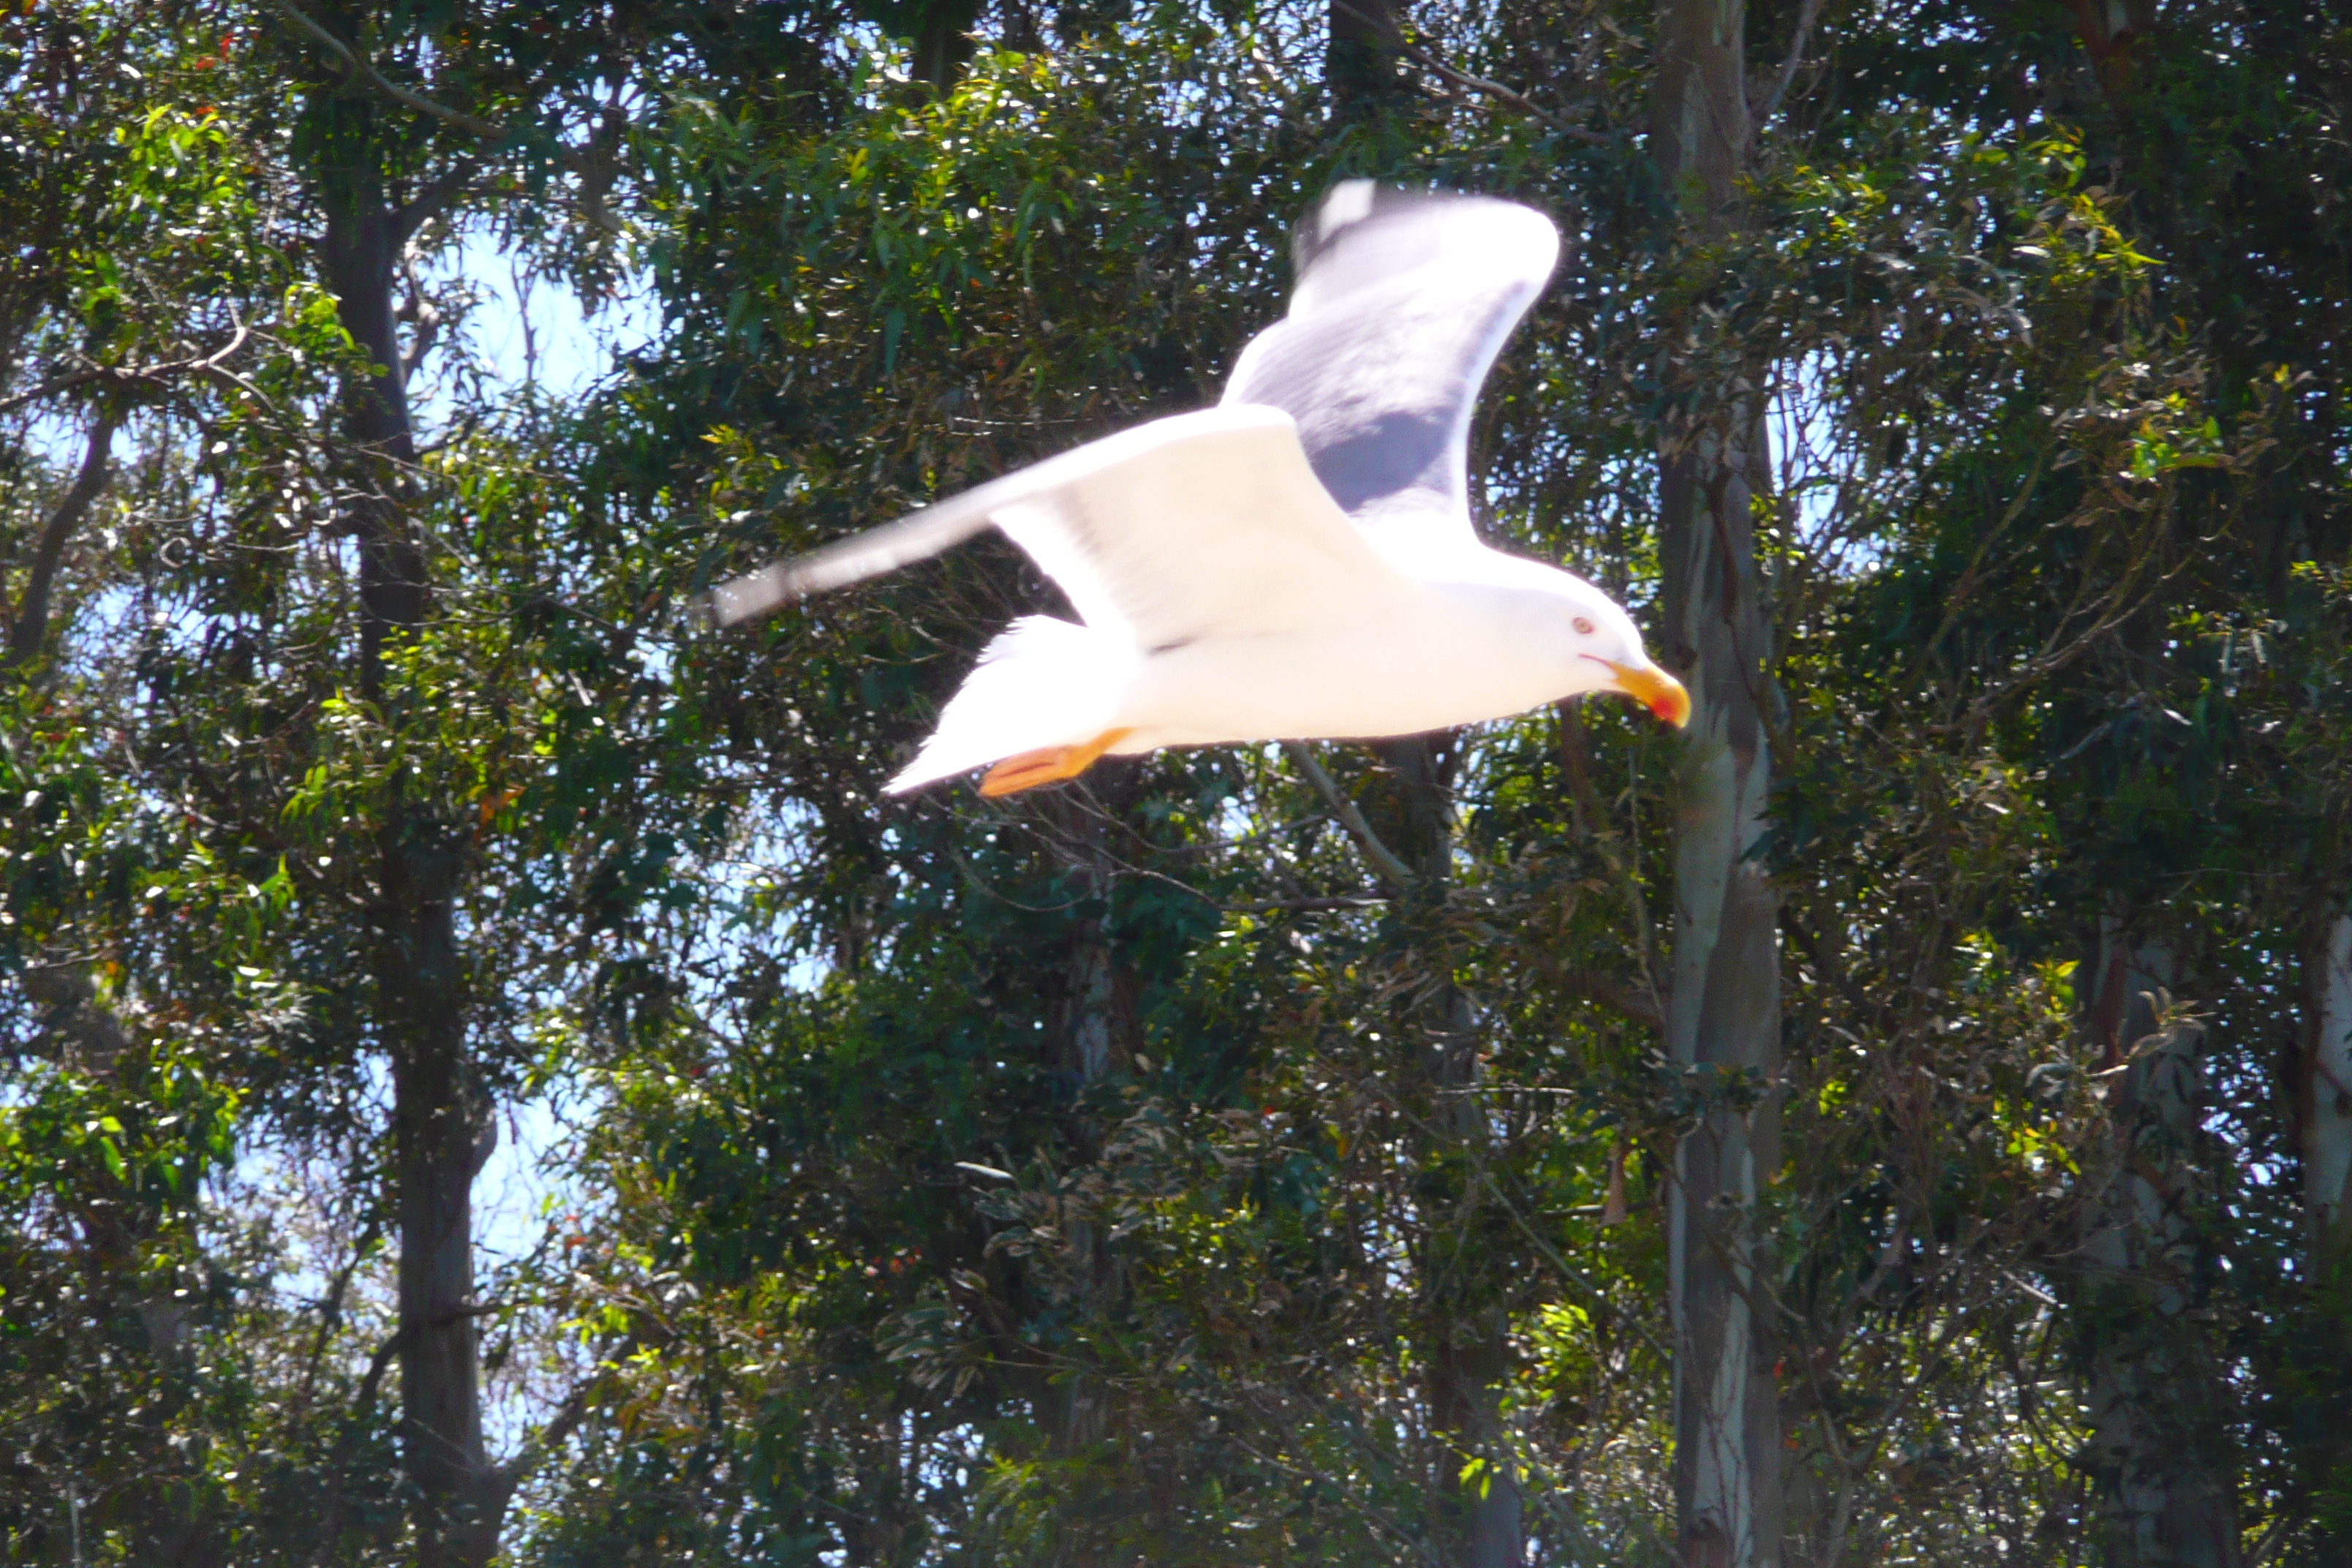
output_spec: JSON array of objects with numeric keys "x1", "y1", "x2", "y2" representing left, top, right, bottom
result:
[
  {"x1": 703, "y1": 463, "x2": 1027, "y2": 626},
  {"x1": 706, "y1": 405, "x2": 1417, "y2": 649},
  {"x1": 1221, "y1": 182, "x2": 1561, "y2": 551}
]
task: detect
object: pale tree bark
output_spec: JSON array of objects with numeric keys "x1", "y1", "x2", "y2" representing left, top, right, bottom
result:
[
  {"x1": 2075, "y1": 922, "x2": 2240, "y2": 1568},
  {"x1": 2305, "y1": 916, "x2": 2352, "y2": 1265},
  {"x1": 1648, "y1": 1, "x2": 1784, "y2": 1565},
  {"x1": 2293, "y1": 917, "x2": 2352, "y2": 1566}
]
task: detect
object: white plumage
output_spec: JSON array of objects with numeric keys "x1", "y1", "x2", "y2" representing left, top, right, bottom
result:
[{"x1": 706, "y1": 183, "x2": 1689, "y2": 797}]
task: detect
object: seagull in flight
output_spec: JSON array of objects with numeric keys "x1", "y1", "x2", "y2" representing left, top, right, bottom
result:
[{"x1": 707, "y1": 181, "x2": 1689, "y2": 796}]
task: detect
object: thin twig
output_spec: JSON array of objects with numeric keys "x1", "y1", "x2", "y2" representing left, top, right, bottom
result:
[
  {"x1": 1483, "y1": 1171, "x2": 1674, "y2": 1365},
  {"x1": 347, "y1": 1325, "x2": 404, "y2": 1430},
  {"x1": 1555, "y1": 702, "x2": 1669, "y2": 1019},
  {"x1": 1757, "y1": 0, "x2": 1827, "y2": 126},
  {"x1": 2247, "y1": 1510, "x2": 2306, "y2": 1567},
  {"x1": 314, "y1": 1322, "x2": 405, "y2": 1552},
  {"x1": 1912, "y1": 447, "x2": 2051, "y2": 668},
  {"x1": 1925, "y1": 555, "x2": 2178, "y2": 739},
  {"x1": 1556, "y1": 965, "x2": 1665, "y2": 1029},
  {"x1": 491, "y1": 1365, "x2": 609, "y2": 1498},
  {"x1": 1329, "y1": 0, "x2": 1611, "y2": 145},
  {"x1": 1403, "y1": 38, "x2": 1611, "y2": 146},
  {"x1": 393, "y1": 160, "x2": 483, "y2": 246}
]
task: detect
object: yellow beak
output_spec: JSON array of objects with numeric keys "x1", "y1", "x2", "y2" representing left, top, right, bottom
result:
[{"x1": 1602, "y1": 662, "x2": 1692, "y2": 729}]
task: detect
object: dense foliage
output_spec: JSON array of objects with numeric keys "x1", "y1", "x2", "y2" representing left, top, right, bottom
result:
[{"x1": 3, "y1": 0, "x2": 2348, "y2": 1564}]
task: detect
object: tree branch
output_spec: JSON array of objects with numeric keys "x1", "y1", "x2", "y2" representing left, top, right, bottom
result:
[
  {"x1": 313, "y1": 1322, "x2": 406, "y2": 1553},
  {"x1": 395, "y1": 255, "x2": 443, "y2": 378},
  {"x1": 393, "y1": 159, "x2": 481, "y2": 246},
  {"x1": 491, "y1": 1371, "x2": 601, "y2": 1500},
  {"x1": 1330, "y1": 1, "x2": 1612, "y2": 146},
  {"x1": 268, "y1": 0, "x2": 507, "y2": 142},
  {"x1": 1411, "y1": 46, "x2": 1610, "y2": 146},
  {"x1": 0, "y1": 367, "x2": 116, "y2": 415},
  {"x1": 1284, "y1": 742, "x2": 1417, "y2": 889},
  {"x1": 1553, "y1": 967, "x2": 1665, "y2": 1030},
  {"x1": 1756, "y1": 0, "x2": 1826, "y2": 126},
  {"x1": 298, "y1": 1210, "x2": 388, "y2": 1409},
  {"x1": 349, "y1": 1324, "x2": 405, "y2": 1422},
  {"x1": 486, "y1": 1330, "x2": 645, "y2": 1511},
  {"x1": 7, "y1": 412, "x2": 118, "y2": 668},
  {"x1": 0, "y1": 322, "x2": 257, "y2": 418}
]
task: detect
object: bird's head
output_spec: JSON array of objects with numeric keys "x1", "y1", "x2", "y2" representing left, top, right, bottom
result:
[{"x1": 1549, "y1": 581, "x2": 1691, "y2": 729}]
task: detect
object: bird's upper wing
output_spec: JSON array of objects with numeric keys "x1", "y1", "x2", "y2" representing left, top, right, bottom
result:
[
  {"x1": 706, "y1": 404, "x2": 1419, "y2": 649},
  {"x1": 1221, "y1": 183, "x2": 1561, "y2": 550}
]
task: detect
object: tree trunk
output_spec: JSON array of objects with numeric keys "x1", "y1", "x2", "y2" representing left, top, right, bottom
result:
[
  {"x1": 1327, "y1": 0, "x2": 1404, "y2": 111},
  {"x1": 2294, "y1": 920, "x2": 2352, "y2": 1568},
  {"x1": 1649, "y1": 3, "x2": 1785, "y2": 1564},
  {"x1": 1035, "y1": 785, "x2": 1142, "y2": 1566},
  {"x1": 2076, "y1": 922, "x2": 2240, "y2": 1568},
  {"x1": 1051, "y1": 847, "x2": 1123, "y2": 1466},
  {"x1": 1379, "y1": 736, "x2": 1524, "y2": 1568},
  {"x1": 318, "y1": 134, "x2": 499, "y2": 1568},
  {"x1": 2306, "y1": 915, "x2": 2352, "y2": 1266},
  {"x1": 1656, "y1": 417, "x2": 1784, "y2": 1568},
  {"x1": 910, "y1": 0, "x2": 979, "y2": 89}
]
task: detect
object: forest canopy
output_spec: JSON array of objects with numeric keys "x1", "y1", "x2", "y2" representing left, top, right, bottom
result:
[{"x1": 1, "y1": 0, "x2": 2348, "y2": 1566}]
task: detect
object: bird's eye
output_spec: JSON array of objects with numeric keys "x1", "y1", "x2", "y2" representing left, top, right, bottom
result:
[{"x1": 1572, "y1": 616, "x2": 1597, "y2": 636}]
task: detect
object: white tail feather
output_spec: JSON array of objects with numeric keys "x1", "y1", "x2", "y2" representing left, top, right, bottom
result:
[{"x1": 886, "y1": 617, "x2": 1136, "y2": 794}]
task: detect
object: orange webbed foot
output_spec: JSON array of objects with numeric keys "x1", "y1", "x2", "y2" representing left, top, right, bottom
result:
[{"x1": 979, "y1": 728, "x2": 1134, "y2": 797}]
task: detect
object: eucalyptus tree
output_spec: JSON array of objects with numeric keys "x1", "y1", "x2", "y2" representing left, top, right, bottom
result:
[
  {"x1": 12, "y1": 2, "x2": 2352, "y2": 1567},
  {"x1": 6, "y1": 1, "x2": 849, "y2": 1564},
  {"x1": 1708, "y1": 8, "x2": 2352, "y2": 1568},
  {"x1": 189, "y1": 7, "x2": 860, "y2": 1560},
  {"x1": 1643, "y1": 0, "x2": 1784, "y2": 1557},
  {"x1": 1, "y1": 4, "x2": 356, "y2": 1558}
]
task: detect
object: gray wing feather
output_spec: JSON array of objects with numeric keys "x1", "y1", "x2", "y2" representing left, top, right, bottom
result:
[{"x1": 1223, "y1": 183, "x2": 1561, "y2": 540}]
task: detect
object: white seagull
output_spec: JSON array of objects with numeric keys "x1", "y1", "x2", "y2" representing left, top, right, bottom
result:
[{"x1": 706, "y1": 181, "x2": 1690, "y2": 796}]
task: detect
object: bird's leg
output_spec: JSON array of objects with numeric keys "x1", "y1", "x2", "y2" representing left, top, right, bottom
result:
[{"x1": 979, "y1": 729, "x2": 1135, "y2": 797}]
